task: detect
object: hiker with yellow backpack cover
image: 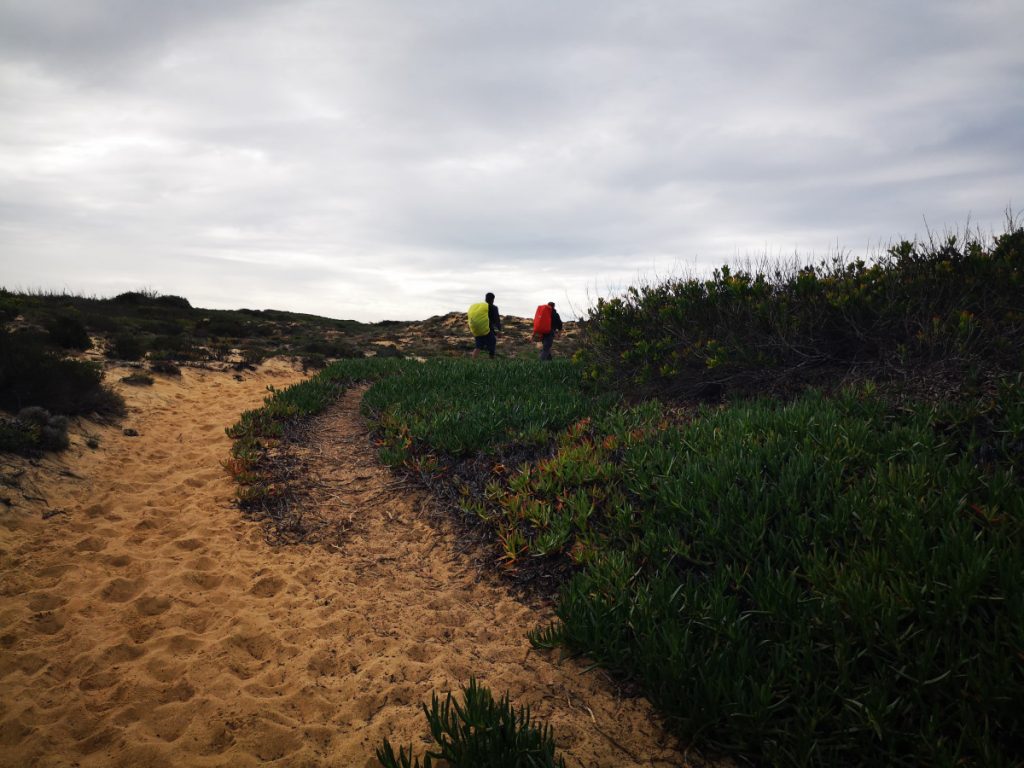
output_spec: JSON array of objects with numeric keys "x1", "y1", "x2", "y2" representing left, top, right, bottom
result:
[{"x1": 467, "y1": 292, "x2": 502, "y2": 359}]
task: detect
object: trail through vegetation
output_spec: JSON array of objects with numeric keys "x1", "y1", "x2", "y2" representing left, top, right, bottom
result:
[{"x1": 0, "y1": 364, "x2": 693, "y2": 768}]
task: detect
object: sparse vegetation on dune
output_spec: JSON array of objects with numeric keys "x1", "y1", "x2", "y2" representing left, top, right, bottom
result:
[
  {"x1": 0, "y1": 327, "x2": 124, "y2": 419},
  {"x1": 0, "y1": 286, "x2": 573, "y2": 458},
  {"x1": 225, "y1": 221, "x2": 1024, "y2": 767}
]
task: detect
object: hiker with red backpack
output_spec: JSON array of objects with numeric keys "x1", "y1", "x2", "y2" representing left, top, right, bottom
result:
[
  {"x1": 533, "y1": 301, "x2": 563, "y2": 361},
  {"x1": 467, "y1": 292, "x2": 502, "y2": 359}
]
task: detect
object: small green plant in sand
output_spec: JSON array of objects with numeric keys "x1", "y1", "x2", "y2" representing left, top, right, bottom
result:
[
  {"x1": 0, "y1": 407, "x2": 70, "y2": 455},
  {"x1": 376, "y1": 678, "x2": 566, "y2": 768}
]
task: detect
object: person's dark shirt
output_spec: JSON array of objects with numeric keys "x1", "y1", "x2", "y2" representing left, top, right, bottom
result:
[
  {"x1": 551, "y1": 309, "x2": 563, "y2": 333},
  {"x1": 488, "y1": 303, "x2": 502, "y2": 333}
]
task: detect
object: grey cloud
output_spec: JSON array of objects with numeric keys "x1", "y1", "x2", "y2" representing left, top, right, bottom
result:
[{"x1": 1, "y1": 0, "x2": 1022, "y2": 321}]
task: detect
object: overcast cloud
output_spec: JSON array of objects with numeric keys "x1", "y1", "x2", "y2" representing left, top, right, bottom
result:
[{"x1": 1, "y1": 1, "x2": 1022, "y2": 320}]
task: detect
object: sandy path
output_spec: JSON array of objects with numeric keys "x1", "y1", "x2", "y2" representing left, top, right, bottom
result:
[{"x1": 0, "y1": 361, "x2": 693, "y2": 767}]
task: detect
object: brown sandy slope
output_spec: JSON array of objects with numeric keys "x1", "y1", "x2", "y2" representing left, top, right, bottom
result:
[{"x1": 0, "y1": 360, "x2": 699, "y2": 767}]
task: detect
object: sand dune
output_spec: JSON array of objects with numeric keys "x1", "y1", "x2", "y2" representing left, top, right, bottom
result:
[{"x1": 0, "y1": 359, "x2": 694, "y2": 767}]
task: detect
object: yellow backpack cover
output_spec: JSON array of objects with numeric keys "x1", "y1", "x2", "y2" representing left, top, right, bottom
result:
[{"x1": 467, "y1": 302, "x2": 490, "y2": 336}]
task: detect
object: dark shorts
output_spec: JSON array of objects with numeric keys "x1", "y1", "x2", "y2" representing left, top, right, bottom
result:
[{"x1": 474, "y1": 332, "x2": 496, "y2": 354}]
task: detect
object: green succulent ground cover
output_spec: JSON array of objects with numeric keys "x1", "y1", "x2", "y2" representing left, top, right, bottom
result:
[
  {"x1": 527, "y1": 384, "x2": 1023, "y2": 766},
  {"x1": 229, "y1": 353, "x2": 1023, "y2": 766},
  {"x1": 376, "y1": 678, "x2": 565, "y2": 768},
  {"x1": 360, "y1": 359, "x2": 612, "y2": 460}
]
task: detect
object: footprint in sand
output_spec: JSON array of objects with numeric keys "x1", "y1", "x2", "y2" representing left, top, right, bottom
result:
[
  {"x1": 144, "y1": 657, "x2": 188, "y2": 684},
  {"x1": 78, "y1": 669, "x2": 120, "y2": 692},
  {"x1": 183, "y1": 571, "x2": 223, "y2": 590},
  {"x1": 187, "y1": 555, "x2": 218, "y2": 571},
  {"x1": 134, "y1": 596, "x2": 172, "y2": 617},
  {"x1": 127, "y1": 622, "x2": 158, "y2": 644},
  {"x1": 146, "y1": 701, "x2": 196, "y2": 742},
  {"x1": 75, "y1": 727, "x2": 118, "y2": 756},
  {"x1": 158, "y1": 679, "x2": 195, "y2": 704},
  {"x1": 243, "y1": 719, "x2": 302, "y2": 763},
  {"x1": 248, "y1": 575, "x2": 285, "y2": 598},
  {"x1": 74, "y1": 536, "x2": 108, "y2": 553},
  {"x1": 176, "y1": 609, "x2": 214, "y2": 634},
  {"x1": 0, "y1": 718, "x2": 33, "y2": 749},
  {"x1": 97, "y1": 642, "x2": 145, "y2": 665},
  {"x1": 30, "y1": 611, "x2": 65, "y2": 636},
  {"x1": 100, "y1": 577, "x2": 143, "y2": 603},
  {"x1": 27, "y1": 592, "x2": 67, "y2": 612},
  {"x1": 83, "y1": 503, "x2": 107, "y2": 519}
]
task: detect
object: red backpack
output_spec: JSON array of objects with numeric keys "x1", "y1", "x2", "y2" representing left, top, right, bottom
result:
[{"x1": 533, "y1": 304, "x2": 553, "y2": 336}]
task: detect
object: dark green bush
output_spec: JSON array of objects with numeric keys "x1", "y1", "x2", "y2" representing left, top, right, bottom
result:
[
  {"x1": 0, "y1": 293, "x2": 20, "y2": 324},
  {"x1": 0, "y1": 329, "x2": 123, "y2": 416},
  {"x1": 1, "y1": 407, "x2": 71, "y2": 455},
  {"x1": 302, "y1": 338, "x2": 365, "y2": 358},
  {"x1": 0, "y1": 417, "x2": 38, "y2": 454},
  {"x1": 149, "y1": 360, "x2": 181, "y2": 376},
  {"x1": 149, "y1": 334, "x2": 197, "y2": 361},
  {"x1": 139, "y1": 319, "x2": 185, "y2": 335},
  {"x1": 154, "y1": 294, "x2": 191, "y2": 309},
  {"x1": 301, "y1": 353, "x2": 327, "y2": 371},
  {"x1": 44, "y1": 313, "x2": 92, "y2": 351},
  {"x1": 203, "y1": 317, "x2": 247, "y2": 338},
  {"x1": 108, "y1": 333, "x2": 147, "y2": 361},
  {"x1": 82, "y1": 313, "x2": 124, "y2": 333},
  {"x1": 112, "y1": 290, "x2": 191, "y2": 309},
  {"x1": 376, "y1": 678, "x2": 566, "y2": 768},
  {"x1": 579, "y1": 224, "x2": 1024, "y2": 398}
]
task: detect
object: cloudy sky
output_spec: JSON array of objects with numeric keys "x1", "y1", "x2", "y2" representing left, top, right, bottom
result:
[{"x1": 1, "y1": 1, "x2": 1022, "y2": 321}]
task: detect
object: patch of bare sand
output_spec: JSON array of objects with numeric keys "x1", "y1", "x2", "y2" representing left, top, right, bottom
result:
[{"x1": 0, "y1": 359, "x2": 702, "y2": 767}]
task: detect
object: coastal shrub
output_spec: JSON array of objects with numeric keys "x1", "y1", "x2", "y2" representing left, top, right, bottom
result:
[
  {"x1": 108, "y1": 332, "x2": 147, "y2": 360},
  {"x1": 139, "y1": 318, "x2": 185, "y2": 336},
  {"x1": 0, "y1": 407, "x2": 70, "y2": 454},
  {"x1": 202, "y1": 317, "x2": 247, "y2": 338},
  {"x1": 0, "y1": 329, "x2": 124, "y2": 416},
  {"x1": 150, "y1": 360, "x2": 181, "y2": 376},
  {"x1": 302, "y1": 338, "x2": 365, "y2": 358},
  {"x1": 376, "y1": 678, "x2": 565, "y2": 768},
  {"x1": 579, "y1": 222, "x2": 1024, "y2": 398},
  {"x1": 0, "y1": 293, "x2": 20, "y2": 324},
  {"x1": 149, "y1": 334, "x2": 198, "y2": 361},
  {"x1": 112, "y1": 290, "x2": 191, "y2": 309},
  {"x1": 44, "y1": 313, "x2": 91, "y2": 351},
  {"x1": 301, "y1": 353, "x2": 327, "y2": 371}
]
